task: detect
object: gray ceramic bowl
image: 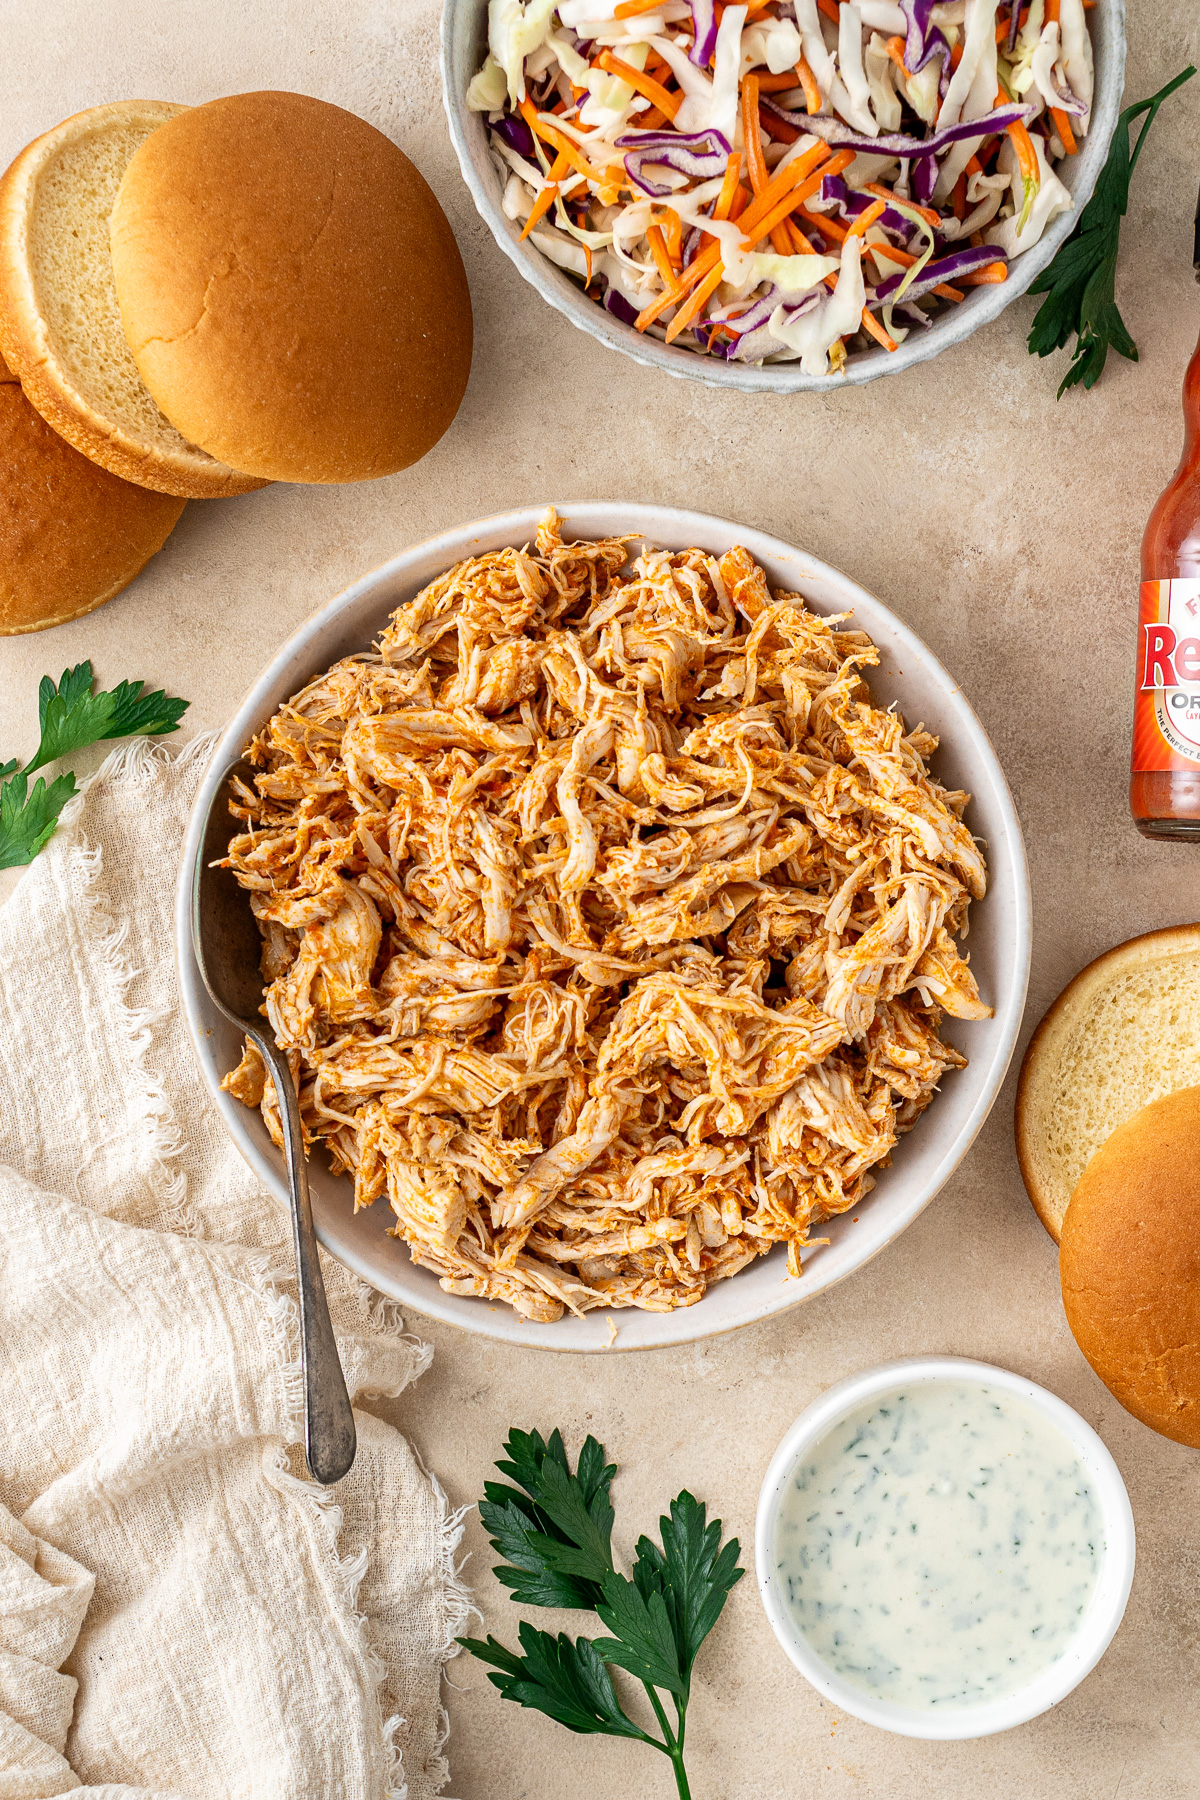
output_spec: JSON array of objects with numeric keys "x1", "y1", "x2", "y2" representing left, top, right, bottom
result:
[
  {"x1": 176, "y1": 503, "x2": 1031, "y2": 1353},
  {"x1": 440, "y1": 0, "x2": 1126, "y2": 392}
]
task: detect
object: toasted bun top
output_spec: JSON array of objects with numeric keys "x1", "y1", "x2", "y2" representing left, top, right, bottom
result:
[
  {"x1": 0, "y1": 357, "x2": 184, "y2": 634},
  {"x1": 1016, "y1": 924, "x2": 1200, "y2": 1242},
  {"x1": 1060, "y1": 1085, "x2": 1200, "y2": 1448},
  {"x1": 0, "y1": 99, "x2": 264, "y2": 499},
  {"x1": 109, "y1": 91, "x2": 472, "y2": 485}
]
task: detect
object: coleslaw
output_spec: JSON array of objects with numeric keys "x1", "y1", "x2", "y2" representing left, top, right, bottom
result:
[{"x1": 468, "y1": 0, "x2": 1094, "y2": 369}]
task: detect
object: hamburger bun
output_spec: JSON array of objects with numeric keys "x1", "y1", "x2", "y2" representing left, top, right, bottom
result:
[
  {"x1": 109, "y1": 91, "x2": 472, "y2": 485},
  {"x1": 0, "y1": 101, "x2": 265, "y2": 499},
  {"x1": 1016, "y1": 924, "x2": 1200, "y2": 1241},
  {"x1": 0, "y1": 347, "x2": 185, "y2": 634},
  {"x1": 1060, "y1": 1086, "x2": 1200, "y2": 1448}
]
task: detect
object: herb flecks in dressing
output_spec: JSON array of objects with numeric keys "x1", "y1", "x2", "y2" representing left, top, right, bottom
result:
[{"x1": 774, "y1": 1382, "x2": 1104, "y2": 1709}]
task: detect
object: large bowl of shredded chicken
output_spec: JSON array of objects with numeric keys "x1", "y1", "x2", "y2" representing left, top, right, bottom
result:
[{"x1": 177, "y1": 505, "x2": 1029, "y2": 1349}]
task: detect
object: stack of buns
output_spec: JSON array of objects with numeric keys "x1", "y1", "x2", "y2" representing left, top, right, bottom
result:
[
  {"x1": 0, "y1": 91, "x2": 471, "y2": 633},
  {"x1": 1018, "y1": 926, "x2": 1200, "y2": 1448}
]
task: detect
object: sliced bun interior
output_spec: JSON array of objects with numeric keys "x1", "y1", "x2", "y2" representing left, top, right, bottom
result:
[
  {"x1": 0, "y1": 101, "x2": 265, "y2": 499},
  {"x1": 109, "y1": 91, "x2": 473, "y2": 485},
  {"x1": 1016, "y1": 924, "x2": 1200, "y2": 1241},
  {"x1": 1060, "y1": 1085, "x2": 1200, "y2": 1447},
  {"x1": 0, "y1": 347, "x2": 184, "y2": 634}
]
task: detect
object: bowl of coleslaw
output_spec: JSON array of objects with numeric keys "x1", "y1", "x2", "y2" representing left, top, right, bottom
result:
[{"x1": 441, "y1": 0, "x2": 1125, "y2": 391}]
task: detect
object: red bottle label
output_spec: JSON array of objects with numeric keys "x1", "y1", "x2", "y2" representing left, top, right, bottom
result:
[{"x1": 1133, "y1": 579, "x2": 1200, "y2": 772}]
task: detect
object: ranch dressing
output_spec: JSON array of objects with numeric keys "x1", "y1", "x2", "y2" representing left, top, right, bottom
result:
[{"x1": 773, "y1": 1381, "x2": 1104, "y2": 1709}]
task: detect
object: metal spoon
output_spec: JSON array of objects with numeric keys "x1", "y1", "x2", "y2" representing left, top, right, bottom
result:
[{"x1": 191, "y1": 756, "x2": 356, "y2": 1486}]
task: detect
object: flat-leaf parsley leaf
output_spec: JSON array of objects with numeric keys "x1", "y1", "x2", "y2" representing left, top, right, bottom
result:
[
  {"x1": 0, "y1": 661, "x2": 189, "y2": 869},
  {"x1": 1027, "y1": 66, "x2": 1196, "y2": 396},
  {"x1": 461, "y1": 1429, "x2": 743, "y2": 1800}
]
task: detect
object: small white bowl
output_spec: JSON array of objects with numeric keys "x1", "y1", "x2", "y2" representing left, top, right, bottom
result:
[
  {"x1": 440, "y1": 0, "x2": 1126, "y2": 394},
  {"x1": 755, "y1": 1356, "x2": 1135, "y2": 1740}
]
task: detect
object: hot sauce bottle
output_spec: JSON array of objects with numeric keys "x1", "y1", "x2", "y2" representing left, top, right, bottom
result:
[{"x1": 1131, "y1": 200, "x2": 1200, "y2": 838}]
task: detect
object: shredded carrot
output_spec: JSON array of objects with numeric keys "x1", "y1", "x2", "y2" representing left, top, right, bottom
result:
[
  {"x1": 741, "y1": 75, "x2": 799, "y2": 249},
  {"x1": 860, "y1": 238, "x2": 965, "y2": 300},
  {"x1": 1051, "y1": 106, "x2": 1077, "y2": 153},
  {"x1": 664, "y1": 263, "x2": 725, "y2": 344},
  {"x1": 863, "y1": 182, "x2": 940, "y2": 228},
  {"x1": 635, "y1": 144, "x2": 838, "y2": 333},
  {"x1": 845, "y1": 198, "x2": 888, "y2": 240},
  {"x1": 786, "y1": 218, "x2": 816, "y2": 255},
  {"x1": 741, "y1": 76, "x2": 769, "y2": 195},
  {"x1": 995, "y1": 6, "x2": 1029, "y2": 42},
  {"x1": 713, "y1": 151, "x2": 742, "y2": 222},
  {"x1": 1045, "y1": 0, "x2": 1059, "y2": 17},
  {"x1": 646, "y1": 223, "x2": 678, "y2": 292},
  {"x1": 761, "y1": 108, "x2": 801, "y2": 144},
  {"x1": 729, "y1": 184, "x2": 750, "y2": 221},
  {"x1": 798, "y1": 204, "x2": 846, "y2": 243},
  {"x1": 958, "y1": 262, "x2": 1009, "y2": 284},
  {"x1": 952, "y1": 171, "x2": 967, "y2": 220},
  {"x1": 885, "y1": 36, "x2": 909, "y2": 79},
  {"x1": 795, "y1": 57, "x2": 823, "y2": 114},
  {"x1": 965, "y1": 153, "x2": 983, "y2": 177},
  {"x1": 860, "y1": 307, "x2": 898, "y2": 352},
  {"x1": 743, "y1": 76, "x2": 797, "y2": 250},
  {"x1": 816, "y1": 0, "x2": 840, "y2": 22},
  {"x1": 583, "y1": 244, "x2": 593, "y2": 285},
  {"x1": 594, "y1": 51, "x2": 681, "y2": 121},
  {"x1": 749, "y1": 151, "x2": 854, "y2": 248},
  {"x1": 614, "y1": 0, "x2": 671, "y2": 14},
  {"x1": 518, "y1": 101, "x2": 599, "y2": 180},
  {"x1": 639, "y1": 106, "x2": 670, "y2": 129},
  {"x1": 994, "y1": 87, "x2": 1040, "y2": 221},
  {"x1": 662, "y1": 208, "x2": 683, "y2": 270},
  {"x1": 596, "y1": 163, "x2": 626, "y2": 206},
  {"x1": 755, "y1": 68, "x2": 804, "y2": 92},
  {"x1": 519, "y1": 149, "x2": 572, "y2": 241}
]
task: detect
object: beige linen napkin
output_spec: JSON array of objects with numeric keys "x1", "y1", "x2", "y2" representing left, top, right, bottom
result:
[{"x1": 0, "y1": 736, "x2": 468, "y2": 1800}]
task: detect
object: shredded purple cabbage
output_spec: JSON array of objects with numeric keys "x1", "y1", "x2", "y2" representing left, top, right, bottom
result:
[
  {"x1": 727, "y1": 291, "x2": 822, "y2": 362},
  {"x1": 602, "y1": 285, "x2": 640, "y2": 327},
  {"x1": 897, "y1": 300, "x2": 933, "y2": 330},
  {"x1": 872, "y1": 243, "x2": 1007, "y2": 303},
  {"x1": 907, "y1": 22, "x2": 951, "y2": 81},
  {"x1": 801, "y1": 101, "x2": 1033, "y2": 163},
  {"x1": 1005, "y1": 2, "x2": 1022, "y2": 55},
  {"x1": 899, "y1": 0, "x2": 939, "y2": 72},
  {"x1": 491, "y1": 113, "x2": 536, "y2": 160},
  {"x1": 688, "y1": 0, "x2": 718, "y2": 67},
  {"x1": 817, "y1": 176, "x2": 912, "y2": 242},
  {"x1": 1042, "y1": 61, "x2": 1088, "y2": 117},
  {"x1": 615, "y1": 126, "x2": 731, "y2": 198},
  {"x1": 912, "y1": 154, "x2": 939, "y2": 207}
]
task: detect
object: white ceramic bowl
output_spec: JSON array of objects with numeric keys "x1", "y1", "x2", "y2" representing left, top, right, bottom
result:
[
  {"x1": 756, "y1": 1356, "x2": 1136, "y2": 1739},
  {"x1": 440, "y1": 1, "x2": 1126, "y2": 393},
  {"x1": 175, "y1": 502, "x2": 1031, "y2": 1352}
]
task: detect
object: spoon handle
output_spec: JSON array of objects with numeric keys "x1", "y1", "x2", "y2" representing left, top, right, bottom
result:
[{"x1": 253, "y1": 1032, "x2": 357, "y2": 1486}]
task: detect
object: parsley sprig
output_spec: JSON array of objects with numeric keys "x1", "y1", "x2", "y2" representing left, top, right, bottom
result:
[
  {"x1": 1027, "y1": 65, "x2": 1196, "y2": 396},
  {"x1": 460, "y1": 1428, "x2": 744, "y2": 1800},
  {"x1": 0, "y1": 661, "x2": 188, "y2": 869}
]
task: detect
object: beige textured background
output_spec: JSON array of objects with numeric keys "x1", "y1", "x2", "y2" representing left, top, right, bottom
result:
[{"x1": 3, "y1": 1, "x2": 1200, "y2": 1794}]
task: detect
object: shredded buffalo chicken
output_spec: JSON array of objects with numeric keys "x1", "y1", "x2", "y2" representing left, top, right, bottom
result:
[{"x1": 221, "y1": 512, "x2": 990, "y2": 1322}]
